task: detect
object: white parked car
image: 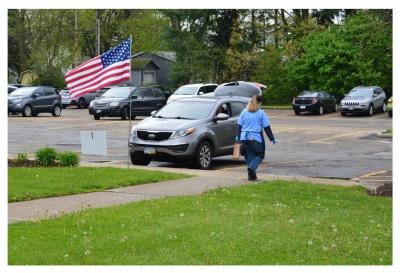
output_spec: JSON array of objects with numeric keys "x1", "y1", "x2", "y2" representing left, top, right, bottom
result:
[{"x1": 167, "y1": 83, "x2": 217, "y2": 104}]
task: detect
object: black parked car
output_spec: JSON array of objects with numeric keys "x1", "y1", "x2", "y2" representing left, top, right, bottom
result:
[
  {"x1": 292, "y1": 91, "x2": 338, "y2": 115},
  {"x1": 89, "y1": 86, "x2": 166, "y2": 120},
  {"x1": 8, "y1": 86, "x2": 62, "y2": 117}
]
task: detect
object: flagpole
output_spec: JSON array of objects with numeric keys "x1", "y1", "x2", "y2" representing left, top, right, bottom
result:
[{"x1": 128, "y1": 35, "x2": 132, "y2": 169}]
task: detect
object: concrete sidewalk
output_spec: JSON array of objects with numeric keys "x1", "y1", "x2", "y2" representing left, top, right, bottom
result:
[{"x1": 9, "y1": 163, "x2": 358, "y2": 224}]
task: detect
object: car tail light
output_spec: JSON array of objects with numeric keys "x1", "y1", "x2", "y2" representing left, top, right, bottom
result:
[{"x1": 312, "y1": 97, "x2": 318, "y2": 104}]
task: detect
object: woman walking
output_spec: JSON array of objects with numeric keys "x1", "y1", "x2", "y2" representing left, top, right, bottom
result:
[{"x1": 237, "y1": 95, "x2": 276, "y2": 180}]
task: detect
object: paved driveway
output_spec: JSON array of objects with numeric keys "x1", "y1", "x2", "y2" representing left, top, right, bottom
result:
[{"x1": 8, "y1": 108, "x2": 392, "y2": 180}]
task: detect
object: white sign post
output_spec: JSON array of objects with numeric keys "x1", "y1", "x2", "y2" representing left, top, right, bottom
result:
[{"x1": 80, "y1": 131, "x2": 108, "y2": 161}]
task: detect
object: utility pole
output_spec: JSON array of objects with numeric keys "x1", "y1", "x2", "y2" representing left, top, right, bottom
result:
[
  {"x1": 96, "y1": 9, "x2": 101, "y2": 55},
  {"x1": 74, "y1": 10, "x2": 79, "y2": 66}
]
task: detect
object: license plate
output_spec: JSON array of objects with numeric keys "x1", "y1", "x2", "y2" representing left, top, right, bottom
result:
[
  {"x1": 144, "y1": 147, "x2": 156, "y2": 155},
  {"x1": 96, "y1": 109, "x2": 102, "y2": 113},
  {"x1": 300, "y1": 106, "x2": 306, "y2": 109},
  {"x1": 349, "y1": 107, "x2": 354, "y2": 110}
]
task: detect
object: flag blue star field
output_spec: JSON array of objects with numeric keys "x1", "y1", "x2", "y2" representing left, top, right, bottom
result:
[{"x1": 65, "y1": 37, "x2": 131, "y2": 99}]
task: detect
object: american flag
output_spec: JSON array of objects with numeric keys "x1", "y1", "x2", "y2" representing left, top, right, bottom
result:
[{"x1": 65, "y1": 37, "x2": 131, "y2": 99}]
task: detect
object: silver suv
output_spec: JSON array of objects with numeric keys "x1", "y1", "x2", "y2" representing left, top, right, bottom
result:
[
  {"x1": 340, "y1": 86, "x2": 387, "y2": 116},
  {"x1": 129, "y1": 96, "x2": 249, "y2": 169}
]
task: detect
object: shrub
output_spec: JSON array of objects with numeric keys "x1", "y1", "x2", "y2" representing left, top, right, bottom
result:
[
  {"x1": 15, "y1": 152, "x2": 28, "y2": 164},
  {"x1": 58, "y1": 151, "x2": 80, "y2": 167},
  {"x1": 35, "y1": 147, "x2": 58, "y2": 166}
]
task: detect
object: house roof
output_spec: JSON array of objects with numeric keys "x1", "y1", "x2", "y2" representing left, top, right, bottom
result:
[
  {"x1": 131, "y1": 58, "x2": 161, "y2": 70},
  {"x1": 132, "y1": 51, "x2": 176, "y2": 62}
]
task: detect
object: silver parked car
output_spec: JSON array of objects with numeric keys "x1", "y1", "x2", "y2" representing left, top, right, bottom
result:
[
  {"x1": 340, "y1": 86, "x2": 387, "y2": 116},
  {"x1": 129, "y1": 96, "x2": 249, "y2": 169}
]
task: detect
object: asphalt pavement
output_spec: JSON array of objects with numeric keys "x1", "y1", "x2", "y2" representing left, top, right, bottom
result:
[{"x1": 8, "y1": 107, "x2": 392, "y2": 182}]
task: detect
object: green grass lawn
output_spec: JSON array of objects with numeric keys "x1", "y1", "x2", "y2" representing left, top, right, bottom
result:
[
  {"x1": 8, "y1": 167, "x2": 190, "y2": 202},
  {"x1": 9, "y1": 181, "x2": 392, "y2": 265}
]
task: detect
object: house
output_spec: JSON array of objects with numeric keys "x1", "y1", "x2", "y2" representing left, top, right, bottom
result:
[{"x1": 131, "y1": 52, "x2": 176, "y2": 87}]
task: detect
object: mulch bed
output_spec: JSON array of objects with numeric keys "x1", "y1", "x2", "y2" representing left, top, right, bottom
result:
[{"x1": 367, "y1": 183, "x2": 392, "y2": 197}]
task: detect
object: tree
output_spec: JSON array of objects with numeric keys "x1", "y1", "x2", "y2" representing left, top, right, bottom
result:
[{"x1": 287, "y1": 11, "x2": 392, "y2": 99}]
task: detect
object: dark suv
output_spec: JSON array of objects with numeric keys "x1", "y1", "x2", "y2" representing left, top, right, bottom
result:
[
  {"x1": 8, "y1": 86, "x2": 62, "y2": 117},
  {"x1": 89, "y1": 86, "x2": 166, "y2": 120}
]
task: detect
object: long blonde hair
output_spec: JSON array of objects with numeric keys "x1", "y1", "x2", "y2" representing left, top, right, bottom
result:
[{"x1": 247, "y1": 95, "x2": 262, "y2": 112}]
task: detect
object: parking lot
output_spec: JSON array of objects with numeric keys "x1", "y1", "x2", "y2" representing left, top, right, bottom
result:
[{"x1": 8, "y1": 108, "x2": 392, "y2": 181}]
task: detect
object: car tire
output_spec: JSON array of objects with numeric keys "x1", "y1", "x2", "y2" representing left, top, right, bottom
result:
[
  {"x1": 388, "y1": 111, "x2": 392, "y2": 117},
  {"x1": 121, "y1": 107, "x2": 128, "y2": 120},
  {"x1": 52, "y1": 105, "x2": 62, "y2": 117},
  {"x1": 341, "y1": 111, "x2": 346, "y2": 117},
  {"x1": 318, "y1": 105, "x2": 324, "y2": 115},
  {"x1": 130, "y1": 153, "x2": 151, "y2": 166},
  {"x1": 94, "y1": 115, "x2": 100, "y2": 120},
  {"x1": 62, "y1": 105, "x2": 67, "y2": 109},
  {"x1": 77, "y1": 98, "x2": 86, "y2": 109},
  {"x1": 381, "y1": 103, "x2": 387, "y2": 113},
  {"x1": 294, "y1": 110, "x2": 300, "y2": 116},
  {"x1": 22, "y1": 105, "x2": 33, "y2": 117},
  {"x1": 194, "y1": 141, "x2": 213, "y2": 170},
  {"x1": 368, "y1": 105, "x2": 374, "y2": 116}
]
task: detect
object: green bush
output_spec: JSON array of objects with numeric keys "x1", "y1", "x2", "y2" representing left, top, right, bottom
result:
[
  {"x1": 35, "y1": 147, "x2": 58, "y2": 166},
  {"x1": 15, "y1": 152, "x2": 28, "y2": 164},
  {"x1": 58, "y1": 151, "x2": 80, "y2": 167}
]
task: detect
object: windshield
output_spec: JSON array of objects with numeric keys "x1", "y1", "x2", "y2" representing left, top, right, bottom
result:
[
  {"x1": 60, "y1": 90, "x2": 69, "y2": 94},
  {"x1": 155, "y1": 100, "x2": 216, "y2": 119},
  {"x1": 298, "y1": 91, "x2": 319, "y2": 97},
  {"x1": 348, "y1": 88, "x2": 373, "y2": 97},
  {"x1": 174, "y1": 86, "x2": 198, "y2": 95},
  {"x1": 102, "y1": 87, "x2": 132, "y2": 98},
  {"x1": 9, "y1": 87, "x2": 37, "y2": 97}
]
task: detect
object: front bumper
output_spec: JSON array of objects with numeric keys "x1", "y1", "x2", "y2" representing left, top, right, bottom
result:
[
  {"x1": 128, "y1": 136, "x2": 197, "y2": 162},
  {"x1": 8, "y1": 103, "x2": 23, "y2": 113},
  {"x1": 61, "y1": 98, "x2": 72, "y2": 105},
  {"x1": 340, "y1": 105, "x2": 368, "y2": 113},
  {"x1": 89, "y1": 106, "x2": 122, "y2": 117},
  {"x1": 292, "y1": 103, "x2": 319, "y2": 112}
]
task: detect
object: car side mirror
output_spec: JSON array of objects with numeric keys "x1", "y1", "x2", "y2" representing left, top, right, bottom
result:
[
  {"x1": 151, "y1": 110, "x2": 157, "y2": 117},
  {"x1": 32, "y1": 94, "x2": 39, "y2": 99},
  {"x1": 131, "y1": 96, "x2": 138, "y2": 100},
  {"x1": 344, "y1": 93, "x2": 348, "y2": 97},
  {"x1": 373, "y1": 93, "x2": 378, "y2": 97},
  {"x1": 214, "y1": 113, "x2": 229, "y2": 121},
  {"x1": 198, "y1": 91, "x2": 204, "y2": 95}
]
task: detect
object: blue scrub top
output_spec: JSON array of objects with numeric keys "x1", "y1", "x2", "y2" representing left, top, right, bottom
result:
[{"x1": 238, "y1": 108, "x2": 270, "y2": 143}]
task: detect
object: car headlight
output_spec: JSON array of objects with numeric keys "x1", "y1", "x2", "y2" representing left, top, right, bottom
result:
[
  {"x1": 109, "y1": 101, "x2": 120, "y2": 107},
  {"x1": 129, "y1": 126, "x2": 137, "y2": 142},
  {"x1": 13, "y1": 99, "x2": 22, "y2": 104},
  {"x1": 170, "y1": 128, "x2": 195, "y2": 139},
  {"x1": 89, "y1": 100, "x2": 95, "y2": 107}
]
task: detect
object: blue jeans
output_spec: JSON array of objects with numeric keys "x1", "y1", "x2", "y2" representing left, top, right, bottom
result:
[{"x1": 242, "y1": 140, "x2": 264, "y2": 171}]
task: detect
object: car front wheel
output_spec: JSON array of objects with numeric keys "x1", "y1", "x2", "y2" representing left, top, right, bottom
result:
[
  {"x1": 382, "y1": 103, "x2": 387, "y2": 113},
  {"x1": 368, "y1": 105, "x2": 374, "y2": 116},
  {"x1": 318, "y1": 105, "x2": 324, "y2": 115},
  {"x1": 194, "y1": 141, "x2": 213, "y2": 169},
  {"x1": 294, "y1": 110, "x2": 300, "y2": 116},
  {"x1": 22, "y1": 105, "x2": 33, "y2": 117},
  {"x1": 52, "y1": 105, "x2": 62, "y2": 117},
  {"x1": 77, "y1": 98, "x2": 86, "y2": 109}
]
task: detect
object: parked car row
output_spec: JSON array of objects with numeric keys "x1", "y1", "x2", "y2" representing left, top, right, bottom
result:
[{"x1": 292, "y1": 86, "x2": 388, "y2": 117}]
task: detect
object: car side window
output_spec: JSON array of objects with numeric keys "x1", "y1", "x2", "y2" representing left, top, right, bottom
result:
[
  {"x1": 230, "y1": 102, "x2": 246, "y2": 117},
  {"x1": 131, "y1": 89, "x2": 143, "y2": 99},
  {"x1": 142, "y1": 88, "x2": 154, "y2": 98},
  {"x1": 33, "y1": 89, "x2": 44, "y2": 97},
  {"x1": 208, "y1": 85, "x2": 217, "y2": 93},
  {"x1": 198, "y1": 86, "x2": 207, "y2": 95},
  {"x1": 215, "y1": 103, "x2": 232, "y2": 117},
  {"x1": 44, "y1": 88, "x2": 55, "y2": 96}
]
